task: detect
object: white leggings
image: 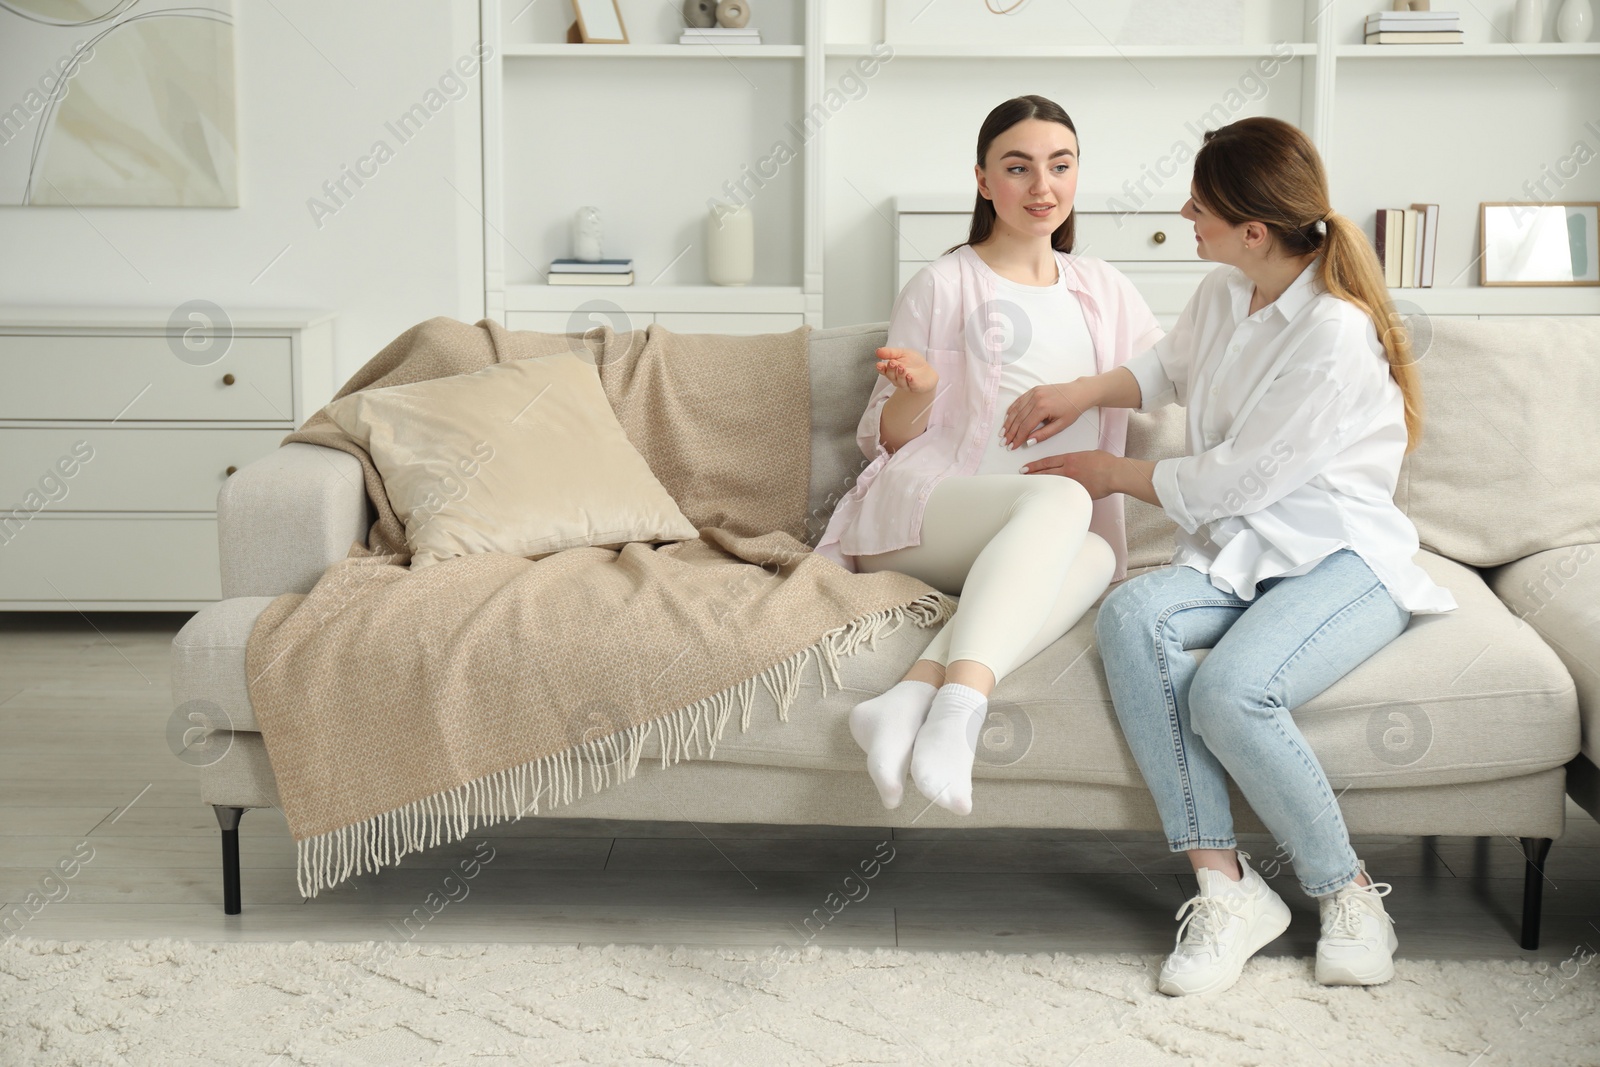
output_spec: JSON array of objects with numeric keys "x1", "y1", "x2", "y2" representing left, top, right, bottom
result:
[{"x1": 857, "y1": 475, "x2": 1115, "y2": 684}]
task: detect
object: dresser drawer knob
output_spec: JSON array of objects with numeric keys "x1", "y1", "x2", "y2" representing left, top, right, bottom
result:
[
  {"x1": 222, "y1": 373, "x2": 236, "y2": 385},
  {"x1": 225, "y1": 465, "x2": 238, "y2": 476},
  {"x1": 1152, "y1": 231, "x2": 1167, "y2": 245}
]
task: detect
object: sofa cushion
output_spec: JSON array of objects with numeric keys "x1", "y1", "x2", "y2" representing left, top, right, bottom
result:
[
  {"x1": 653, "y1": 550, "x2": 1578, "y2": 791},
  {"x1": 1395, "y1": 316, "x2": 1600, "y2": 568},
  {"x1": 1484, "y1": 543, "x2": 1600, "y2": 764},
  {"x1": 321, "y1": 355, "x2": 698, "y2": 568},
  {"x1": 1123, "y1": 400, "x2": 1186, "y2": 569},
  {"x1": 805, "y1": 323, "x2": 888, "y2": 547}
]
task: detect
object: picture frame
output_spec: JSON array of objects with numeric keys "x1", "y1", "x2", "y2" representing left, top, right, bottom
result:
[
  {"x1": 1479, "y1": 201, "x2": 1600, "y2": 286},
  {"x1": 571, "y1": 0, "x2": 628, "y2": 44}
]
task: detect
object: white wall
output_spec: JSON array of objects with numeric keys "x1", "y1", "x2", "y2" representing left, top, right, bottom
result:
[{"x1": 0, "y1": 0, "x2": 485, "y2": 389}]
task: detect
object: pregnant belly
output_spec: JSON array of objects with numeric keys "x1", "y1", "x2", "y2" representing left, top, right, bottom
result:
[{"x1": 973, "y1": 405, "x2": 1102, "y2": 477}]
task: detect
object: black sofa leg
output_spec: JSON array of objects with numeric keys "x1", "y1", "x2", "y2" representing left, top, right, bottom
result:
[
  {"x1": 1520, "y1": 837, "x2": 1553, "y2": 950},
  {"x1": 214, "y1": 805, "x2": 246, "y2": 915}
]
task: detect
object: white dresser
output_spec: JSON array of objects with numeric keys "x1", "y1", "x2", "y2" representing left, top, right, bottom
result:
[
  {"x1": 894, "y1": 196, "x2": 1210, "y2": 328},
  {"x1": 0, "y1": 307, "x2": 335, "y2": 611}
]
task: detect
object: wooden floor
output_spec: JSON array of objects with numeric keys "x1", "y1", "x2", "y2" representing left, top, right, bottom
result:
[{"x1": 3, "y1": 611, "x2": 1598, "y2": 964}]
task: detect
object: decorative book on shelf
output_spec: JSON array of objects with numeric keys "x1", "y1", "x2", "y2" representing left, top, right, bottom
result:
[
  {"x1": 679, "y1": 27, "x2": 761, "y2": 44},
  {"x1": 1364, "y1": 9, "x2": 1463, "y2": 43},
  {"x1": 1374, "y1": 205, "x2": 1438, "y2": 288},
  {"x1": 550, "y1": 258, "x2": 633, "y2": 273},
  {"x1": 548, "y1": 272, "x2": 633, "y2": 285},
  {"x1": 549, "y1": 258, "x2": 634, "y2": 285}
]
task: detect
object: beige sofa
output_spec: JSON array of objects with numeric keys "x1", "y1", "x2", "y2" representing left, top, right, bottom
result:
[{"x1": 170, "y1": 317, "x2": 1598, "y2": 949}]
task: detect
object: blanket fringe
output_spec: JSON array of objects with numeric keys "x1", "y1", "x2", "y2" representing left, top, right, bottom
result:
[{"x1": 293, "y1": 589, "x2": 957, "y2": 898}]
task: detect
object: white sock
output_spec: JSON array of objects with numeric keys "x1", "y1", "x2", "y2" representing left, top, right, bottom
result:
[
  {"x1": 910, "y1": 683, "x2": 989, "y2": 816},
  {"x1": 850, "y1": 680, "x2": 938, "y2": 809}
]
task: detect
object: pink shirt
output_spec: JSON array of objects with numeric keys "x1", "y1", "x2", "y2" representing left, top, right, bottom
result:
[{"x1": 815, "y1": 243, "x2": 1164, "y2": 582}]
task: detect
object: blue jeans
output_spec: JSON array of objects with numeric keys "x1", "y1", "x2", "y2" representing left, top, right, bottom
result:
[{"x1": 1094, "y1": 549, "x2": 1411, "y2": 897}]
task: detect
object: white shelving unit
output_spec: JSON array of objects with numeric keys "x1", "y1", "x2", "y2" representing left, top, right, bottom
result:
[
  {"x1": 481, "y1": 0, "x2": 823, "y2": 334},
  {"x1": 480, "y1": 0, "x2": 1600, "y2": 331}
]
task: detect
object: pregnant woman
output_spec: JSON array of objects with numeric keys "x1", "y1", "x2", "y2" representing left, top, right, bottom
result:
[
  {"x1": 1025, "y1": 116, "x2": 1458, "y2": 995},
  {"x1": 814, "y1": 95, "x2": 1162, "y2": 817}
]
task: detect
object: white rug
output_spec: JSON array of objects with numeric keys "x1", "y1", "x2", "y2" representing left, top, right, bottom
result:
[{"x1": 3, "y1": 938, "x2": 1598, "y2": 1066}]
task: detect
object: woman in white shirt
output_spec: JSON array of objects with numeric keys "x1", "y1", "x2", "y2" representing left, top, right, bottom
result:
[{"x1": 1007, "y1": 116, "x2": 1457, "y2": 996}]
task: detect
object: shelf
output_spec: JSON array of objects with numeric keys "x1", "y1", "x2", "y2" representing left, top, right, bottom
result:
[
  {"x1": 1336, "y1": 43, "x2": 1600, "y2": 58},
  {"x1": 825, "y1": 43, "x2": 1316, "y2": 59},
  {"x1": 502, "y1": 44, "x2": 803, "y2": 58},
  {"x1": 1383, "y1": 287, "x2": 1600, "y2": 315},
  {"x1": 505, "y1": 285, "x2": 808, "y2": 314}
]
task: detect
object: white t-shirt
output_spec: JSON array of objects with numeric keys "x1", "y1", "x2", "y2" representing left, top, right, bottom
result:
[{"x1": 971, "y1": 268, "x2": 1101, "y2": 476}]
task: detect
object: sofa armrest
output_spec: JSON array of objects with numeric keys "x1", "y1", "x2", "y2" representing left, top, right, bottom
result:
[
  {"x1": 1484, "y1": 542, "x2": 1599, "y2": 765},
  {"x1": 218, "y1": 442, "x2": 369, "y2": 597}
]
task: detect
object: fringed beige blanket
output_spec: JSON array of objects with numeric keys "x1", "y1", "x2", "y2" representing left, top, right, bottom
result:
[{"x1": 244, "y1": 317, "x2": 957, "y2": 897}]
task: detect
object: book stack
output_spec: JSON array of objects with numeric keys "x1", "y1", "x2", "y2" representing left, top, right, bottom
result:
[
  {"x1": 1364, "y1": 9, "x2": 1463, "y2": 44},
  {"x1": 548, "y1": 258, "x2": 633, "y2": 285},
  {"x1": 679, "y1": 26, "x2": 762, "y2": 45},
  {"x1": 1375, "y1": 204, "x2": 1439, "y2": 288}
]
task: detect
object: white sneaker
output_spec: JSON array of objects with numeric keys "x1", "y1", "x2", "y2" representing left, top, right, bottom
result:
[
  {"x1": 1316, "y1": 869, "x2": 1398, "y2": 986},
  {"x1": 1158, "y1": 852, "x2": 1293, "y2": 996}
]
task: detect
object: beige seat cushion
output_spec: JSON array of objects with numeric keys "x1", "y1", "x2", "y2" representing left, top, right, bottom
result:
[
  {"x1": 664, "y1": 550, "x2": 1580, "y2": 791},
  {"x1": 323, "y1": 355, "x2": 698, "y2": 568},
  {"x1": 1485, "y1": 543, "x2": 1600, "y2": 763},
  {"x1": 1395, "y1": 316, "x2": 1600, "y2": 567}
]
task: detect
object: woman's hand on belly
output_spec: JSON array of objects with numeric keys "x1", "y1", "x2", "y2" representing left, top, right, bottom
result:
[
  {"x1": 1000, "y1": 379, "x2": 1096, "y2": 451},
  {"x1": 1021, "y1": 451, "x2": 1160, "y2": 506},
  {"x1": 1019, "y1": 449, "x2": 1121, "y2": 500}
]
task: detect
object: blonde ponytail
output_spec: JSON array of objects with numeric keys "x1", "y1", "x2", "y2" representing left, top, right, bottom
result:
[{"x1": 1316, "y1": 212, "x2": 1424, "y2": 455}]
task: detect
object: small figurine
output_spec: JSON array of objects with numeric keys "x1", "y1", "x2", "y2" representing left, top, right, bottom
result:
[
  {"x1": 716, "y1": 1, "x2": 751, "y2": 28},
  {"x1": 683, "y1": 0, "x2": 717, "y2": 27}
]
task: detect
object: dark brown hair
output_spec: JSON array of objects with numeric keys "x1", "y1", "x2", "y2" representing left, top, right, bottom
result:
[
  {"x1": 945, "y1": 95, "x2": 1078, "y2": 257},
  {"x1": 1191, "y1": 116, "x2": 1424, "y2": 454}
]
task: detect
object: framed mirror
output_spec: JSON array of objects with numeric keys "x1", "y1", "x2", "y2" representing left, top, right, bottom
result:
[
  {"x1": 1480, "y1": 202, "x2": 1600, "y2": 286},
  {"x1": 572, "y1": 0, "x2": 628, "y2": 43}
]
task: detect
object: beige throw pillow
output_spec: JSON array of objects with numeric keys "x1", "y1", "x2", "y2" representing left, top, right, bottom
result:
[
  {"x1": 323, "y1": 354, "x2": 700, "y2": 569},
  {"x1": 1396, "y1": 316, "x2": 1600, "y2": 567}
]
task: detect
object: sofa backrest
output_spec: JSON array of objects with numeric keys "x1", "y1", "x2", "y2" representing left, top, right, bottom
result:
[
  {"x1": 1395, "y1": 316, "x2": 1600, "y2": 568},
  {"x1": 804, "y1": 323, "x2": 1185, "y2": 568}
]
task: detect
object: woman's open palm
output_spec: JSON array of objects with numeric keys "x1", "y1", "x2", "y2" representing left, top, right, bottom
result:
[{"x1": 875, "y1": 347, "x2": 938, "y2": 395}]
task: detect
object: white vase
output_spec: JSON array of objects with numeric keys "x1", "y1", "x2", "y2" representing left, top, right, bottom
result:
[
  {"x1": 572, "y1": 206, "x2": 603, "y2": 262},
  {"x1": 706, "y1": 202, "x2": 754, "y2": 286},
  {"x1": 1557, "y1": 0, "x2": 1593, "y2": 41},
  {"x1": 1513, "y1": 0, "x2": 1544, "y2": 42}
]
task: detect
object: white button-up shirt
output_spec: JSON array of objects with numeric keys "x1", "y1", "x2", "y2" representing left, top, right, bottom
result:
[{"x1": 1122, "y1": 261, "x2": 1458, "y2": 614}]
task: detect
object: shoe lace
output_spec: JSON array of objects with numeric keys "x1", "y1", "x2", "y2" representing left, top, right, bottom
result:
[
  {"x1": 1325, "y1": 881, "x2": 1395, "y2": 941},
  {"x1": 1174, "y1": 893, "x2": 1243, "y2": 950}
]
